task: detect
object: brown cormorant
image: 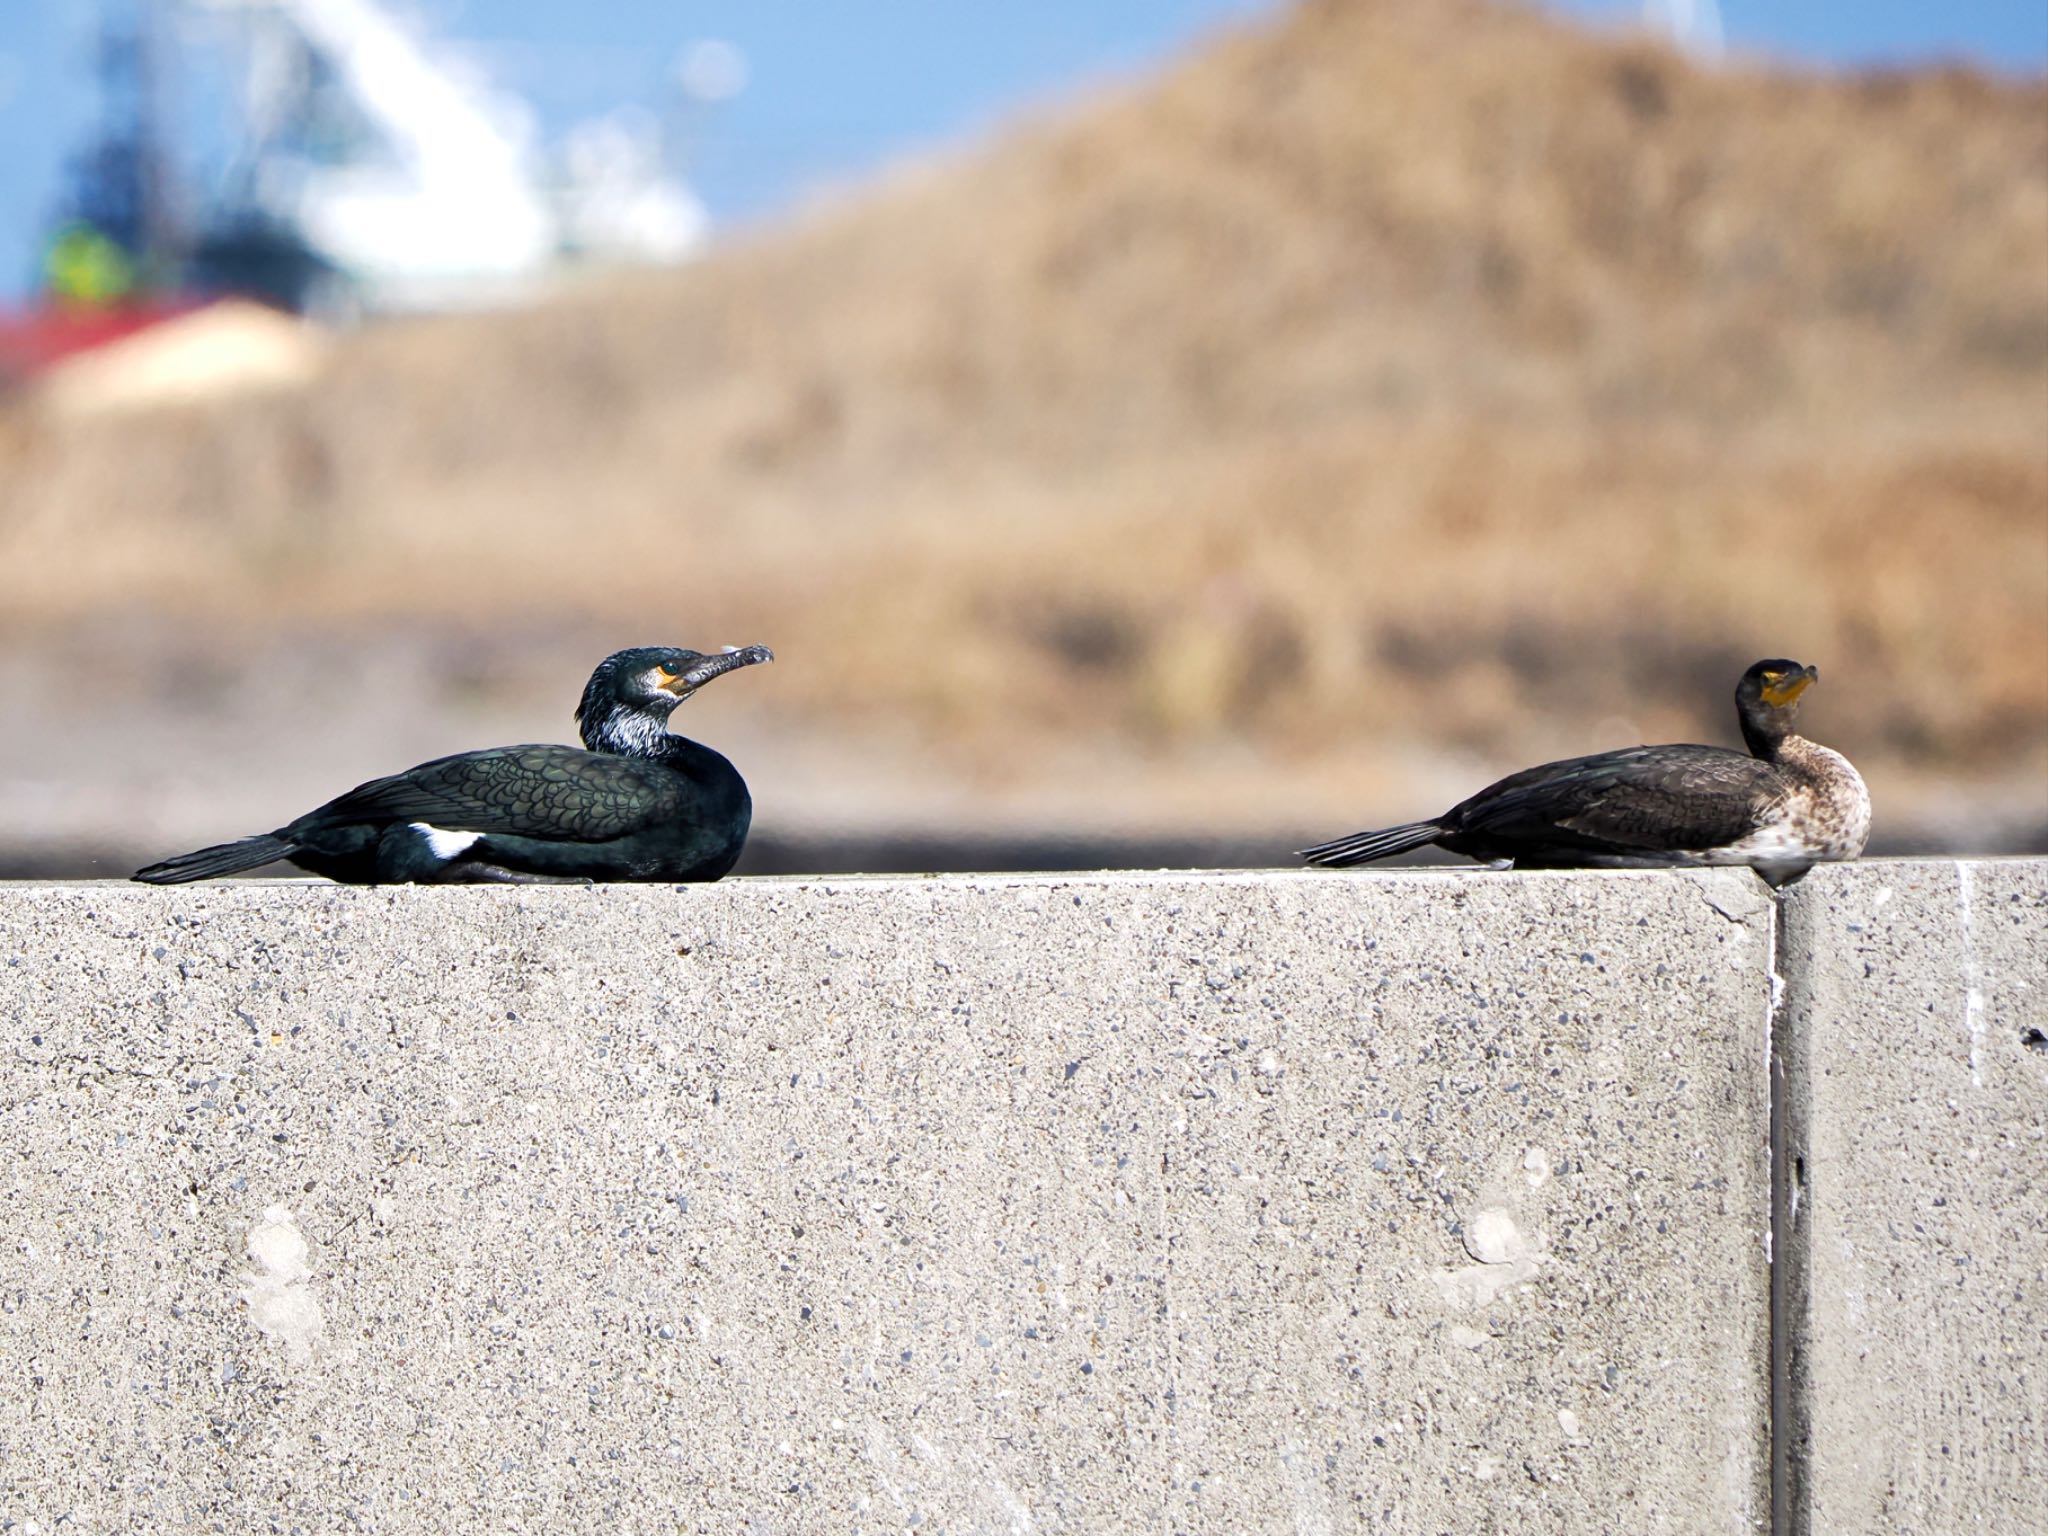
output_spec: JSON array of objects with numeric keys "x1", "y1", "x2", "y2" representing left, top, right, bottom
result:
[
  {"x1": 133, "y1": 645, "x2": 772, "y2": 885},
  {"x1": 1300, "y1": 659, "x2": 1869, "y2": 886}
]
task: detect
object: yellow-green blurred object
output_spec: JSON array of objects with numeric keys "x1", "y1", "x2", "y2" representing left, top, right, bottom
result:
[{"x1": 44, "y1": 223, "x2": 137, "y2": 307}]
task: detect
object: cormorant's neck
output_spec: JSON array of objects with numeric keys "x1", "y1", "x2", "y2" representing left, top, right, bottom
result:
[
  {"x1": 1740, "y1": 716, "x2": 1791, "y2": 762},
  {"x1": 583, "y1": 704, "x2": 686, "y2": 761},
  {"x1": 1771, "y1": 732, "x2": 1843, "y2": 778}
]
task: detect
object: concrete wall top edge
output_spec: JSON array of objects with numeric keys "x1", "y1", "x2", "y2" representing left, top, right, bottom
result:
[{"x1": 6, "y1": 853, "x2": 2029, "y2": 894}]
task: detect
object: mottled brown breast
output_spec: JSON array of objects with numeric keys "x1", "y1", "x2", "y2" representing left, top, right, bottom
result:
[{"x1": 1776, "y1": 737, "x2": 1871, "y2": 859}]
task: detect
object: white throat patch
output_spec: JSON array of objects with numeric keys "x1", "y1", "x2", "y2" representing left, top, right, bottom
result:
[{"x1": 590, "y1": 705, "x2": 675, "y2": 758}]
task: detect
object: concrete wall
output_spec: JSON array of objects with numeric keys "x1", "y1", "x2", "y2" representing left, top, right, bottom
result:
[
  {"x1": 0, "y1": 860, "x2": 2035, "y2": 1533},
  {"x1": 1776, "y1": 861, "x2": 2047, "y2": 1535}
]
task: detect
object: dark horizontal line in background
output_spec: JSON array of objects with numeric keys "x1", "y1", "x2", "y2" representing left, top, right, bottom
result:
[
  {"x1": 4, "y1": 826, "x2": 2041, "y2": 882},
  {"x1": 737, "y1": 827, "x2": 2047, "y2": 876}
]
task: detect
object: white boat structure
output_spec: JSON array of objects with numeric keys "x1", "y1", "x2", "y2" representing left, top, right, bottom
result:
[{"x1": 179, "y1": 0, "x2": 709, "y2": 314}]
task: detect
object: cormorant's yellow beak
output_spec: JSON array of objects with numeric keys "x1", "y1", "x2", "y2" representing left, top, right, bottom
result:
[{"x1": 1761, "y1": 665, "x2": 1817, "y2": 709}]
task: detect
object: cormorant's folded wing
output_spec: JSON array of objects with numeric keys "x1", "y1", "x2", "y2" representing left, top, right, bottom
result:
[
  {"x1": 310, "y1": 746, "x2": 689, "y2": 843},
  {"x1": 1453, "y1": 745, "x2": 1782, "y2": 854}
]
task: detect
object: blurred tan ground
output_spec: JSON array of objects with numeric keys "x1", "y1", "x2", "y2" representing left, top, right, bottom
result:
[{"x1": 2, "y1": 0, "x2": 2044, "y2": 870}]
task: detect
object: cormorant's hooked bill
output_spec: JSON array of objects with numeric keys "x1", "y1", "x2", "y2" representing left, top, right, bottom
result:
[
  {"x1": 667, "y1": 645, "x2": 776, "y2": 696},
  {"x1": 134, "y1": 644, "x2": 773, "y2": 886},
  {"x1": 1300, "y1": 658, "x2": 1870, "y2": 886}
]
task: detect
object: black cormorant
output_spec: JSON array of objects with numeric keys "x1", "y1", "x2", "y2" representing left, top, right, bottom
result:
[
  {"x1": 1300, "y1": 659, "x2": 1869, "y2": 886},
  {"x1": 133, "y1": 645, "x2": 772, "y2": 885}
]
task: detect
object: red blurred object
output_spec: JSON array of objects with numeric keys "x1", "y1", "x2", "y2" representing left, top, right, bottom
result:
[{"x1": 0, "y1": 303, "x2": 199, "y2": 389}]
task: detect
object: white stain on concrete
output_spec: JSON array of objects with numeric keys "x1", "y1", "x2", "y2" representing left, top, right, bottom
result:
[
  {"x1": 866, "y1": 1428, "x2": 1036, "y2": 1534},
  {"x1": 1463, "y1": 1209, "x2": 1521, "y2": 1265},
  {"x1": 1431, "y1": 1205, "x2": 1547, "y2": 1311},
  {"x1": 861, "y1": 1427, "x2": 913, "y2": 1517},
  {"x1": 987, "y1": 1474, "x2": 1037, "y2": 1536},
  {"x1": 1428, "y1": 1143, "x2": 1559, "y2": 1313},
  {"x1": 1955, "y1": 863, "x2": 1985, "y2": 1089},
  {"x1": 1279, "y1": 1437, "x2": 1336, "y2": 1536},
  {"x1": 239, "y1": 1205, "x2": 323, "y2": 1362}
]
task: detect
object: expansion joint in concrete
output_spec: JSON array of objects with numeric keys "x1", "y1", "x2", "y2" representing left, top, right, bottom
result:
[{"x1": 1766, "y1": 882, "x2": 1804, "y2": 1536}]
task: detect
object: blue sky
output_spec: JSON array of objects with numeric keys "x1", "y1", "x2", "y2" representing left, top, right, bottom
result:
[{"x1": 0, "y1": 1, "x2": 2042, "y2": 304}]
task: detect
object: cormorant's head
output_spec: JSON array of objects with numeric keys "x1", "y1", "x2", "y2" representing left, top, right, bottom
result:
[
  {"x1": 576, "y1": 645, "x2": 774, "y2": 753},
  {"x1": 1735, "y1": 658, "x2": 1817, "y2": 753}
]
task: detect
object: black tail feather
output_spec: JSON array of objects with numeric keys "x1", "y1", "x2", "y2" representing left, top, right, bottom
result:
[
  {"x1": 132, "y1": 834, "x2": 297, "y2": 884},
  {"x1": 1299, "y1": 820, "x2": 1444, "y2": 868}
]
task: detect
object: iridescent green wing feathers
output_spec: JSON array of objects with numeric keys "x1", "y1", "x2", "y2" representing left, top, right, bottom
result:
[{"x1": 304, "y1": 746, "x2": 690, "y2": 843}]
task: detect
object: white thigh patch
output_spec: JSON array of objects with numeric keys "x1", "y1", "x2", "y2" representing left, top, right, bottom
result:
[
  {"x1": 411, "y1": 822, "x2": 483, "y2": 861},
  {"x1": 1693, "y1": 821, "x2": 1814, "y2": 874}
]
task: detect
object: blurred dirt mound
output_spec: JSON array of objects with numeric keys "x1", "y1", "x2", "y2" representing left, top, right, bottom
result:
[{"x1": 2, "y1": 0, "x2": 2044, "y2": 851}]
